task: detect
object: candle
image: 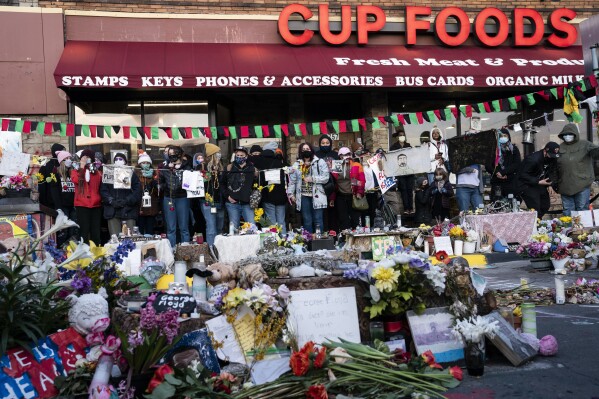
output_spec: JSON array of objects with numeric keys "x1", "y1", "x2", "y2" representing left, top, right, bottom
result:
[
  {"x1": 174, "y1": 261, "x2": 187, "y2": 284},
  {"x1": 555, "y1": 277, "x2": 565, "y2": 305},
  {"x1": 521, "y1": 302, "x2": 537, "y2": 337},
  {"x1": 424, "y1": 240, "x2": 430, "y2": 255}
]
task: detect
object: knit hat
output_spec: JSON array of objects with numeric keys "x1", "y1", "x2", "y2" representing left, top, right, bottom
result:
[
  {"x1": 351, "y1": 142, "x2": 363, "y2": 153},
  {"x1": 138, "y1": 152, "x2": 152, "y2": 165},
  {"x1": 249, "y1": 145, "x2": 263, "y2": 154},
  {"x1": 263, "y1": 141, "x2": 279, "y2": 152},
  {"x1": 51, "y1": 143, "x2": 66, "y2": 158},
  {"x1": 113, "y1": 152, "x2": 128, "y2": 164},
  {"x1": 318, "y1": 134, "x2": 333, "y2": 146},
  {"x1": 205, "y1": 143, "x2": 220, "y2": 158},
  {"x1": 338, "y1": 147, "x2": 351, "y2": 156},
  {"x1": 80, "y1": 149, "x2": 95, "y2": 160},
  {"x1": 56, "y1": 151, "x2": 72, "y2": 164}
]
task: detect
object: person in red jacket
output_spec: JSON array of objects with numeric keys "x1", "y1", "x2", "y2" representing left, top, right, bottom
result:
[
  {"x1": 71, "y1": 149, "x2": 103, "y2": 244},
  {"x1": 332, "y1": 147, "x2": 366, "y2": 231}
]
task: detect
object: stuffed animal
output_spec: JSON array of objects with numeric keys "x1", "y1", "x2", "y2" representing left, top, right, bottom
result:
[
  {"x1": 197, "y1": 262, "x2": 237, "y2": 315},
  {"x1": 237, "y1": 263, "x2": 268, "y2": 289},
  {"x1": 68, "y1": 288, "x2": 110, "y2": 335},
  {"x1": 568, "y1": 248, "x2": 587, "y2": 272}
]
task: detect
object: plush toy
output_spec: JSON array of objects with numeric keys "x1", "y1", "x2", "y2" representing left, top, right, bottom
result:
[
  {"x1": 68, "y1": 288, "x2": 110, "y2": 336},
  {"x1": 237, "y1": 263, "x2": 268, "y2": 289},
  {"x1": 197, "y1": 262, "x2": 237, "y2": 315},
  {"x1": 568, "y1": 248, "x2": 587, "y2": 272}
]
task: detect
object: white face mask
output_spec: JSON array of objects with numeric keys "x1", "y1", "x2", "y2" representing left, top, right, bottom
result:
[
  {"x1": 64, "y1": 159, "x2": 73, "y2": 168},
  {"x1": 563, "y1": 135, "x2": 575, "y2": 143},
  {"x1": 398, "y1": 136, "x2": 406, "y2": 143},
  {"x1": 114, "y1": 160, "x2": 125, "y2": 166}
]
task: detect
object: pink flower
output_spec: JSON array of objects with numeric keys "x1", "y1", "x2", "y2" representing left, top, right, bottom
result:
[
  {"x1": 277, "y1": 284, "x2": 291, "y2": 299},
  {"x1": 101, "y1": 335, "x2": 121, "y2": 355},
  {"x1": 86, "y1": 331, "x2": 105, "y2": 347}
]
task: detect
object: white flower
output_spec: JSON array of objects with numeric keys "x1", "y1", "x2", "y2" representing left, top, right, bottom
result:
[
  {"x1": 424, "y1": 264, "x2": 446, "y2": 295},
  {"x1": 391, "y1": 253, "x2": 412, "y2": 264},
  {"x1": 452, "y1": 316, "x2": 499, "y2": 343},
  {"x1": 57, "y1": 239, "x2": 93, "y2": 268},
  {"x1": 39, "y1": 209, "x2": 79, "y2": 242},
  {"x1": 585, "y1": 246, "x2": 599, "y2": 259},
  {"x1": 243, "y1": 287, "x2": 268, "y2": 306},
  {"x1": 466, "y1": 230, "x2": 479, "y2": 242}
]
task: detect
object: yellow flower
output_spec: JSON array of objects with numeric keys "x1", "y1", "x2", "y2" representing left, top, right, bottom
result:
[
  {"x1": 45, "y1": 173, "x2": 57, "y2": 183},
  {"x1": 449, "y1": 226, "x2": 465, "y2": 238},
  {"x1": 268, "y1": 184, "x2": 275, "y2": 192},
  {"x1": 559, "y1": 216, "x2": 572, "y2": 224},
  {"x1": 371, "y1": 266, "x2": 401, "y2": 293},
  {"x1": 513, "y1": 306, "x2": 522, "y2": 317},
  {"x1": 34, "y1": 172, "x2": 44, "y2": 182},
  {"x1": 62, "y1": 240, "x2": 105, "y2": 269},
  {"x1": 205, "y1": 193, "x2": 213, "y2": 204},
  {"x1": 223, "y1": 287, "x2": 247, "y2": 309}
]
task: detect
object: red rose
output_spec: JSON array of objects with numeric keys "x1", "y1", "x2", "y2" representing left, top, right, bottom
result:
[
  {"x1": 306, "y1": 384, "x2": 328, "y2": 399},
  {"x1": 449, "y1": 365, "x2": 463, "y2": 381},
  {"x1": 313, "y1": 347, "x2": 327, "y2": 368},
  {"x1": 290, "y1": 351, "x2": 310, "y2": 376},
  {"x1": 421, "y1": 350, "x2": 436, "y2": 365},
  {"x1": 147, "y1": 364, "x2": 174, "y2": 393}
]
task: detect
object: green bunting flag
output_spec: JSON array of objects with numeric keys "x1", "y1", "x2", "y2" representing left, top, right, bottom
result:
[
  {"x1": 492, "y1": 100, "x2": 501, "y2": 112},
  {"x1": 580, "y1": 80, "x2": 587, "y2": 92},
  {"x1": 550, "y1": 88, "x2": 558, "y2": 99},
  {"x1": 172, "y1": 127, "x2": 180, "y2": 140},
  {"x1": 332, "y1": 120, "x2": 340, "y2": 133},
  {"x1": 425, "y1": 110, "x2": 436, "y2": 122},
  {"x1": 82, "y1": 125, "x2": 90, "y2": 137},
  {"x1": 254, "y1": 126, "x2": 262, "y2": 139},
  {"x1": 350, "y1": 119, "x2": 359, "y2": 132},
  {"x1": 104, "y1": 125, "x2": 111, "y2": 138},
  {"x1": 477, "y1": 103, "x2": 487, "y2": 114},
  {"x1": 390, "y1": 115, "x2": 399, "y2": 126},
  {"x1": 60, "y1": 123, "x2": 66, "y2": 137},
  {"x1": 130, "y1": 126, "x2": 138, "y2": 139},
  {"x1": 508, "y1": 97, "x2": 517, "y2": 110},
  {"x1": 152, "y1": 126, "x2": 160, "y2": 140},
  {"x1": 442, "y1": 108, "x2": 452, "y2": 121},
  {"x1": 294, "y1": 123, "x2": 302, "y2": 136},
  {"x1": 370, "y1": 118, "x2": 380, "y2": 129},
  {"x1": 525, "y1": 93, "x2": 536, "y2": 105},
  {"x1": 273, "y1": 125, "x2": 282, "y2": 138},
  {"x1": 312, "y1": 122, "x2": 320, "y2": 135},
  {"x1": 36, "y1": 122, "x2": 45, "y2": 135}
]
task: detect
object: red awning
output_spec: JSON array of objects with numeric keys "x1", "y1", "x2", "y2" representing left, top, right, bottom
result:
[{"x1": 54, "y1": 41, "x2": 584, "y2": 90}]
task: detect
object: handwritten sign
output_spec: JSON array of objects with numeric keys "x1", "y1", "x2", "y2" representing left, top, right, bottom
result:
[
  {"x1": 102, "y1": 165, "x2": 114, "y2": 184},
  {"x1": 264, "y1": 169, "x2": 281, "y2": 185},
  {"x1": 287, "y1": 287, "x2": 361, "y2": 347},
  {"x1": 0, "y1": 150, "x2": 30, "y2": 176},
  {"x1": 383, "y1": 146, "x2": 430, "y2": 177},
  {"x1": 151, "y1": 293, "x2": 196, "y2": 315},
  {"x1": 371, "y1": 236, "x2": 395, "y2": 261},
  {"x1": 433, "y1": 236, "x2": 454, "y2": 256},
  {"x1": 0, "y1": 328, "x2": 87, "y2": 399},
  {"x1": 205, "y1": 315, "x2": 247, "y2": 364},
  {"x1": 368, "y1": 153, "x2": 395, "y2": 194},
  {"x1": 232, "y1": 306, "x2": 256, "y2": 355}
]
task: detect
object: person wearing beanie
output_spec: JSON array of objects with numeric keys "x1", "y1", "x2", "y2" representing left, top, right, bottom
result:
[
  {"x1": 556, "y1": 123, "x2": 599, "y2": 215},
  {"x1": 263, "y1": 141, "x2": 279, "y2": 152},
  {"x1": 44, "y1": 150, "x2": 77, "y2": 245},
  {"x1": 333, "y1": 147, "x2": 365, "y2": 230},
  {"x1": 39, "y1": 142, "x2": 67, "y2": 208},
  {"x1": 490, "y1": 129, "x2": 521, "y2": 200},
  {"x1": 193, "y1": 144, "x2": 225, "y2": 245},
  {"x1": 259, "y1": 146, "x2": 288, "y2": 233},
  {"x1": 100, "y1": 152, "x2": 142, "y2": 237},
  {"x1": 414, "y1": 176, "x2": 432, "y2": 225},
  {"x1": 250, "y1": 145, "x2": 263, "y2": 156},
  {"x1": 205, "y1": 143, "x2": 220, "y2": 158},
  {"x1": 71, "y1": 149, "x2": 103, "y2": 244},
  {"x1": 136, "y1": 152, "x2": 159, "y2": 235}
]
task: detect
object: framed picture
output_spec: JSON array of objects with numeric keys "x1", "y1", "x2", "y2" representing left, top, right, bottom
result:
[
  {"x1": 371, "y1": 236, "x2": 395, "y2": 261},
  {"x1": 483, "y1": 311, "x2": 537, "y2": 366},
  {"x1": 406, "y1": 307, "x2": 464, "y2": 363}
]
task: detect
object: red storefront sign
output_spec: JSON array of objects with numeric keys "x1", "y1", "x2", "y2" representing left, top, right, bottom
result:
[{"x1": 278, "y1": 5, "x2": 577, "y2": 48}]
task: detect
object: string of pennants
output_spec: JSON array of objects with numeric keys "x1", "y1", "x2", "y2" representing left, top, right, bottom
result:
[{"x1": 2, "y1": 75, "x2": 597, "y2": 141}]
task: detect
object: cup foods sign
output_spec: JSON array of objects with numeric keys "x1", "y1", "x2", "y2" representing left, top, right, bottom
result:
[{"x1": 278, "y1": 4, "x2": 577, "y2": 47}]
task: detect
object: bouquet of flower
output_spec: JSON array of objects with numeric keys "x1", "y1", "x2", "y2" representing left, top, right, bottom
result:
[
  {"x1": 239, "y1": 222, "x2": 259, "y2": 235},
  {"x1": 0, "y1": 172, "x2": 29, "y2": 191},
  {"x1": 449, "y1": 226, "x2": 466, "y2": 240},
  {"x1": 551, "y1": 245, "x2": 570, "y2": 260},
  {"x1": 253, "y1": 208, "x2": 273, "y2": 227},
  {"x1": 277, "y1": 228, "x2": 312, "y2": 248},
  {"x1": 432, "y1": 220, "x2": 455, "y2": 237},
  {"x1": 452, "y1": 315, "x2": 499, "y2": 344},
  {"x1": 516, "y1": 241, "x2": 551, "y2": 259}
]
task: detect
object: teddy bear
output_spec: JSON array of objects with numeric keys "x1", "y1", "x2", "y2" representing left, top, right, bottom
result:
[
  {"x1": 568, "y1": 248, "x2": 590, "y2": 272},
  {"x1": 237, "y1": 263, "x2": 268, "y2": 289},
  {"x1": 197, "y1": 262, "x2": 237, "y2": 315}
]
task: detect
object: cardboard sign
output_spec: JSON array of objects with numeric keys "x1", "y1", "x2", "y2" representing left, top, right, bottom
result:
[
  {"x1": 151, "y1": 293, "x2": 196, "y2": 315},
  {"x1": 368, "y1": 153, "x2": 395, "y2": 194},
  {"x1": 371, "y1": 236, "x2": 395, "y2": 261},
  {"x1": 0, "y1": 328, "x2": 87, "y2": 399},
  {"x1": 407, "y1": 307, "x2": 464, "y2": 363},
  {"x1": 483, "y1": 311, "x2": 537, "y2": 366},
  {"x1": 0, "y1": 151, "x2": 30, "y2": 176},
  {"x1": 102, "y1": 165, "x2": 114, "y2": 184},
  {"x1": 383, "y1": 146, "x2": 430, "y2": 177},
  {"x1": 287, "y1": 287, "x2": 361, "y2": 347}
]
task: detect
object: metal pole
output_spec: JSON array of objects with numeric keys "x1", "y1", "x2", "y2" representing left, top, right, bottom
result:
[{"x1": 140, "y1": 101, "x2": 146, "y2": 151}]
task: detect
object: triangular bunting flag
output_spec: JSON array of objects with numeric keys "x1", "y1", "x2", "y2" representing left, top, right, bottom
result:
[
  {"x1": 311, "y1": 122, "x2": 320, "y2": 135},
  {"x1": 397, "y1": 114, "x2": 406, "y2": 125},
  {"x1": 1, "y1": 119, "x2": 8, "y2": 131},
  {"x1": 378, "y1": 116, "x2": 387, "y2": 126},
  {"x1": 254, "y1": 126, "x2": 263, "y2": 139},
  {"x1": 152, "y1": 127, "x2": 160, "y2": 140},
  {"x1": 210, "y1": 127, "x2": 218, "y2": 140},
  {"x1": 273, "y1": 125, "x2": 282, "y2": 138},
  {"x1": 281, "y1": 124, "x2": 289, "y2": 137},
  {"x1": 22, "y1": 120, "x2": 31, "y2": 133},
  {"x1": 358, "y1": 118, "x2": 366, "y2": 131},
  {"x1": 112, "y1": 126, "x2": 121, "y2": 134},
  {"x1": 299, "y1": 123, "x2": 308, "y2": 136},
  {"x1": 66, "y1": 124, "x2": 74, "y2": 137},
  {"x1": 492, "y1": 100, "x2": 501, "y2": 112},
  {"x1": 433, "y1": 110, "x2": 442, "y2": 121},
  {"x1": 339, "y1": 120, "x2": 346, "y2": 133},
  {"x1": 89, "y1": 125, "x2": 97, "y2": 138},
  {"x1": 143, "y1": 126, "x2": 151, "y2": 139},
  {"x1": 82, "y1": 124, "x2": 90, "y2": 137},
  {"x1": 261, "y1": 125, "x2": 270, "y2": 138},
  {"x1": 229, "y1": 126, "x2": 238, "y2": 139},
  {"x1": 123, "y1": 126, "x2": 130, "y2": 139},
  {"x1": 350, "y1": 119, "x2": 359, "y2": 132},
  {"x1": 14, "y1": 120, "x2": 24, "y2": 133},
  {"x1": 241, "y1": 126, "x2": 249, "y2": 138},
  {"x1": 390, "y1": 115, "x2": 399, "y2": 126},
  {"x1": 165, "y1": 127, "x2": 172, "y2": 139},
  {"x1": 508, "y1": 97, "x2": 517, "y2": 110},
  {"x1": 104, "y1": 125, "x2": 111, "y2": 138},
  {"x1": 320, "y1": 121, "x2": 328, "y2": 134},
  {"x1": 524, "y1": 93, "x2": 536, "y2": 105},
  {"x1": 443, "y1": 108, "x2": 453, "y2": 121},
  {"x1": 60, "y1": 123, "x2": 66, "y2": 137},
  {"x1": 550, "y1": 88, "x2": 558, "y2": 99},
  {"x1": 171, "y1": 127, "x2": 179, "y2": 140},
  {"x1": 326, "y1": 120, "x2": 335, "y2": 134}
]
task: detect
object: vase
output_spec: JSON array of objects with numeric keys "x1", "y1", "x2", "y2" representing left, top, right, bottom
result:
[
  {"x1": 551, "y1": 257, "x2": 569, "y2": 272},
  {"x1": 464, "y1": 339, "x2": 486, "y2": 377},
  {"x1": 463, "y1": 241, "x2": 476, "y2": 254},
  {"x1": 454, "y1": 240, "x2": 464, "y2": 256},
  {"x1": 530, "y1": 258, "x2": 552, "y2": 271}
]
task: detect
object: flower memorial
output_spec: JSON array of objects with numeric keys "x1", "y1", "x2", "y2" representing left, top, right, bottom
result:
[{"x1": 0, "y1": 171, "x2": 29, "y2": 191}]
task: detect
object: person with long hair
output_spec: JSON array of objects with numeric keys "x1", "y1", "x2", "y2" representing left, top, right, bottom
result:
[
  {"x1": 47, "y1": 150, "x2": 77, "y2": 245},
  {"x1": 71, "y1": 149, "x2": 102, "y2": 244},
  {"x1": 159, "y1": 145, "x2": 192, "y2": 247},
  {"x1": 287, "y1": 142, "x2": 329, "y2": 233},
  {"x1": 196, "y1": 143, "x2": 225, "y2": 245}
]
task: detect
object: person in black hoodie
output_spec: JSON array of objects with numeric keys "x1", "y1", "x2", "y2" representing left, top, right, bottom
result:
[
  {"x1": 159, "y1": 145, "x2": 192, "y2": 247},
  {"x1": 414, "y1": 176, "x2": 432, "y2": 225},
  {"x1": 221, "y1": 146, "x2": 256, "y2": 229},
  {"x1": 259, "y1": 142, "x2": 288, "y2": 233},
  {"x1": 490, "y1": 129, "x2": 521, "y2": 199},
  {"x1": 100, "y1": 153, "x2": 142, "y2": 237},
  {"x1": 515, "y1": 142, "x2": 560, "y2": 218},
  {"x1": 314, "y1": 134, "x2": 338, "y2": 231},
  {"x1": 39, "y1": 142, "x2": 66, "y2": 209},
  {"x1": 49, "y1": 150, "x2": 77, "y2": 245}
]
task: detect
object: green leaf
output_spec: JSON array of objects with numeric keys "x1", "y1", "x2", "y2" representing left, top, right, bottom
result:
[
  {"x1": 399, "y1": 291, "x2": 413, "y2": 301},
  {"x1": 441, "y1": 377, "x2": 461, "y2": 388},
  {"x1": 144, "y1": 382, "x2": 176, "y2": 399},
  {"x1": 164, "y1": 373, "x2": 182, "y2": 386}
]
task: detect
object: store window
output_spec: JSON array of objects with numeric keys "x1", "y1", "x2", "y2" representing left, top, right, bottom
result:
[{"x1": 74, "y1": 101, "x2": 209, "y2": 165}]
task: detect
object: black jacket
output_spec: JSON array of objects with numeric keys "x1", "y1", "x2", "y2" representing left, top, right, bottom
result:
[
  {"x1": 414, "y1": 187, "x2": 432, "y2": 225},
  {"x1": 221, "y1": 162, "x2": 256, "y2": 204},
  {"x1": 515, "y1": 150, "x2": 559, "y2": 194},
  {"x1": 389, "y1": 141, "x2": 412, "y2": 151},
  {"x1": 100, "y1": 172, "x2": 142, "y2": 220},
  {"x1": 259, "y1": 150, "x2": 288, "y2": 206},
  {"x1": 47, "y1": 171, "x2": 75, "y2": 212},
  {"x1": 38, "y1": 159, "x2": 61, "y2": 208},
  {"x1": 490, "y1": 145, "x2": 522, "y2": 188},
  {"x1": 159, "y1": 159, "x2": 192, "y2": 198}
]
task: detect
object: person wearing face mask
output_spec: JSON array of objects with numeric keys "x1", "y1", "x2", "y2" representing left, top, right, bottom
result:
[
  {"x1": 259, "y1": 142, "x2": 288, "y2": 234},
  {"x1": 428, "y1": 128, "x2": 449, "y2": 184},
  {"x1": 430, "y1": 167, "x2": 454, "y2": 221},
  {"x1": 159, "y1": 145, "x2": 193, "y2": 246},
  {"x1": 490, "y1": 129, "x2": 521, "y2": 200},
  {"x1": 314, "y1": 134, "x2": 339, "y2": 163},
  {"x1": 39, "y1": 142, "x2": 66, "y2": 209},
  {"x1": 556, "y1": 123, "x2": 599, "y2": 216},
  {"x1": 136, "y1": 152, "x2": 160, "y2": 236},
  {"x1": 71, "y1": 149, "x2": 103, "y2": 244},
  {"x1": 195, "y1": 143, "x2": 225, "y2": 245},
  {"x1": 358, "y1": 148, "x2": 378, "y2": 226},
  {"x1": 46, "y1": 150, "x2": 77, "y2": 245},
  {"x1": 287, "y1": 142, "x2": 330, "y2": 233},
  {"x1": 221, "y1": 146, "x2": 256, "y2": 229},
  {"x1": 414, "y1": 176, "x2": 432, "y2": 225},
  {"x1": 100, "y1": 153, "x2": 142, "y2": 237},
  {"x1": 515, "y1": 142, "x2": 560, "y2": 218},
  {"x1": 332, "y1": 147, "x2": 366, "y2": 231}
]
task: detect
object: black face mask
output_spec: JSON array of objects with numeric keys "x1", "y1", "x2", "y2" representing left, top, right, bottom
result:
[
  {"x1": 168, "y1": 155, "x2": 179, "y2": 162},
  {"x1": 320, "y1": 145, "x2": 332, "y2": 153},
  {"x1": 302, "y1": 150, "x2": 313, "y2": 159}
]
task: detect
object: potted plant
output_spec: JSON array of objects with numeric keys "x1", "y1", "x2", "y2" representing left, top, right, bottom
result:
[
  {"x1": 0, "y1": 172, "x2": 31, "y2": 198},
  {"x1": 516, "y1": 241, "x2": 552, "y2": 270},
  {"x1": 463, "y1": 229, "x2": 479, "y2": 254},
  {"x1": 550, "y1": 245, "x2": 570, "y2": 272}
]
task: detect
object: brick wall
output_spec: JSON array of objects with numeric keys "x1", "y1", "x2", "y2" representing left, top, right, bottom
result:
[
  {"x1": 37, "y1": 0, "x2": 596, "y2": 18},
  {"x1": 0, "y1": 115, "x2": 69, "y2": 157}
]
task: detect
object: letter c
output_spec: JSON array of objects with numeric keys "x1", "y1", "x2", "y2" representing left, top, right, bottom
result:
[{"x1": 278, "y1": 4, "x2": 314, "y2": 46}]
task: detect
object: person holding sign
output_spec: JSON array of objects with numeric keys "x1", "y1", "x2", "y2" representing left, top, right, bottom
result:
[
  {"x1": 287, "y1": 143, "x2": 330, "y2": 234},
  {"x1": 100, "y1": 153, "x2": 142, "y2": 237},
  {"x1": 71, "y1": 149, "x2": 102, "y2": 244},
  {"x1": 259, "y1": 142, "x2": 288, "y2": 233},
  {"x1": 159, "y1": 145, "x2": 192, "y2": 247},
  {"x1": 136, "y1": 152, "x2": 160, "y2": 236},
  {"x1": 196, "y1": 143, "x2": 225, "y2": 246}
]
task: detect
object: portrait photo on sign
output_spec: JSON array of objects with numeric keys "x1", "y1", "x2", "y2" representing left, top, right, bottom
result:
[
  {"x1": 407, "y1": 307, "x2": 464, "y2": 363},
  {"x1": 383, "y1": 146, "x2": 430, "y2": 177},
  {"x1": 113, "y1": 166, "x2": 133, "y2": 189}
]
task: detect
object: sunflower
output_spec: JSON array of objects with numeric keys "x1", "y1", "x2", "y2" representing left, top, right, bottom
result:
[{"x1": 371, "y1": 266, "x2": 401, "y2": 293}]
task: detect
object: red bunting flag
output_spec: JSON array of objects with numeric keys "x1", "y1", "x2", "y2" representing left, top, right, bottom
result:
[
  {"x1": 202, "y1": 127, "x2": 211, "y2": 139},
  {"x1": 44, "y1": 122, "x2": 53, "y2": 135},
  {"x1": 536, "y1": 91, "x2": 550, "y2": 101},
  {"x1": 22, "y1": 120, "x2": 31, "y2": 133},
  {"x1": 66, "y1": 124, "x2": 74, "y2": 136},
  {"x1": 241, "y1": 126, "x2": 249, "y2": 138},
  {"x1": 262, "y1": 125, "x2": 270, "y2": 138},
  {"x1": 451, "y1": 107, "x2": 459, "y2": 118},
  {"x1": 89, "y1": 125, "x2": 97, "y2": 138},
  {"x1": 165, "y1": 127, "x2": 172, "y2": 139},
  {"x1": 320, "y1": 121, "x2": 327, "y2": 134},
  {"x1": 416, "y1": 112, "x2": 424, "y2": 124},
  {"x1": 183, "y1": 127, "x2": 191, "y2": 139},
  {"x1": 397, "y1": 114, "x2": 406, "y2": 125},
  {"x1": 1, "y1": 119, "x2": 8, "y2": 131},
  {"x1": 143, "y1": 126, "x2": 151, "y2": 139},
  {"x1": 358, "y1": 118, "x2": 366, "y2": 131},
  {"x1": 223, "y1": 127, "x2": 230, "y2": 137},
  {"x1": 434, "y1": 109, "x2": 442, "y2": 120},
  {"x1": 483, "y1": 102, "x2": 491, "y2": 113},
  {"x1": 123, "y1": 126, "x2": 130, "y2": 139},
  {"x1": 339, "y1": 120, "x2": 347, "y2": 133},
  {"x1": 378, "y1": 116, "x2": 387, "y2": 125},
  {"x1": 281, "y1": 124, "x2": 289, "y2": 137},
  {"x1": 299, "y1": 123, "x2": 308, "y2": 136}
]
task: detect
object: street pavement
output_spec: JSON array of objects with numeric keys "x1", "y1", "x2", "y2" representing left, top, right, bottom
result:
[{"x1": 446, "y1": 257, "x2": 599, "y2": 399}]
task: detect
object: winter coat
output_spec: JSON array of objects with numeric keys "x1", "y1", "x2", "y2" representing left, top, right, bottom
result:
[
  {"x1": 100, "y1": 172, "x2": 142, "y2": 220},
  {"x1": 71, "y1": 168, "x2": 102, "y2": 208},
  {"x1": 490, "y1": 143, "x2": 521, "y2": 192},
  {"x1": 221, "y1": 161, "x2": 256, "y2": 204},
  {"x1": 389, "y1": 141, "x2": 412, "y2": 151},
  {"x1": 287, "y1": 156, "x2": 329, "y2": 211},
  {"x1": 414, "y1": 187, "x2": 432, "y2": 225},
  {"x1": 557, "y1": 125, "x2": 599, "y2": 196},
  {"x1": 332, "y1": 160, "x2": 366, "y2": 197},
  {"x1": 137, "y1": 171, "x2": 161, "y2": 217},
  {"x1": 259, "y1": 150, "x2": 288, "y2": 206},
  {"x1": 196, "y1": 164, "x2": 225, "y2": 205},
  {"x1": 430, "y1": 180, "x2": 454, "y2": 209},
  {"x1": 428, "y1": 131, "x2": 449, "y2": 173},
  {"x1": 159, "y1": 160, "x2": 192, "y2": 198},
  {"x1": 515, "y1": 150, "x2": 559, "y2": 194},
  {"x1": 45, "y1": 169, "x2": 75, "y2": 212}
]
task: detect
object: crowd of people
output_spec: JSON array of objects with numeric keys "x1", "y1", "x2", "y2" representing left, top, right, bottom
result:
[{"x1": 37, "y1": 122, "x2": 599, "y2": 248}]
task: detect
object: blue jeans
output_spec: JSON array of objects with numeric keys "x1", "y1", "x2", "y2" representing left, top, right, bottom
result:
[
  {"x1": 561, "y1": 187, "x2": 590, "y2": 216},
  {"x1": 456, "y1": 187, "x2": 483, "y2": 212},
  {"x1": 225, "y1": 202, "x2": 254, "y2": 229},
  {"x1": 200, "y1": 200, "x2": 225, "y2": 245},
  {"x1": 163, "y1": 197, "x2": 191, "y2": 247},
  {"x1": 300, "y1": 196, "x2": 324, "y2": 233},
  {"x1": 263, "y1": 202, "x2": 287, "y2": 234}
]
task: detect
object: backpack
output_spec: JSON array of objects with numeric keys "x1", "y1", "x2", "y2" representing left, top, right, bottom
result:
[{"x1": 316, "y1": 159, "x2": 335, "y2": 197}]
